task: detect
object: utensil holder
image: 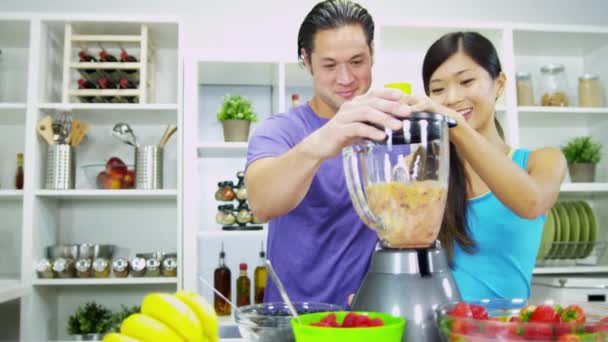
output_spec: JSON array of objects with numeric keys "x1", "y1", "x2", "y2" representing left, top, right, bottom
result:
[
  {"x1": 135, "y1": 145, "x2": 163, "y2": 189},
  {"x1": 45, "y1": 144, "x2": 75, "y2": 190}
]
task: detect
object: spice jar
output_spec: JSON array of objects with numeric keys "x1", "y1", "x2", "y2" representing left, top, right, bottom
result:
[
  {"x1": 236, "y1": 204, "x2": 253, "y2": 224},
  {"x1": 93, "y1": 258, "x2": 111, "y2": 278},
  {"x1": 216, "y1": 205, "x2": 227, "y2": 224},
  {"x1": 52, "y1": 257, "x2": 76, "y2": 278},
  {"x1": 222, "y1": 181, "x2": 236, "y2": 201},
  {"x1": 161, "y1": 254, "x2": 178, "y2": 277},
  {"x1": 75, "y1": 258, "x2": 93, "y2": 278},
  {"x1": 214, "y1": 182, "x2": 225, "y2": 201},
  {"x1": 36, "y1": 258, "x2": 54, "y2": 279},
  {"x1": 112, "y1": 258, "x2": 130, "y2": 278},
  {"x1": 579, "y1": 74, "x2": 604, "y2": 107},
  {"x1": 222, "y1": 205, "x2": 236, "y2": 225},
  {"x1": 235, "y1": 171, "x2": 247, "y2": 201},
  {"x1": 516, "y1": 72, "x2": 534, "y2": 106},
  {"x1": 540, "y1": 64, "x2": 569, "y2": 106},
  {"x1": 145, "y1": 258, "x2": 161, "y2": 277},
  {"x1": 130, "y1": 257, "x2": 146, "y2": 277}
]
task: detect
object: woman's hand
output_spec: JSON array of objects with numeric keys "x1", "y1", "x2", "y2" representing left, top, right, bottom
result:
[{"x1": 303, "y1": 88, "x2": 412, "y2": 160}]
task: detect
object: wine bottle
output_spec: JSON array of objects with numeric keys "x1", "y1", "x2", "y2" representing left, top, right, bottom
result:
[
  {"x1": 77, "y1": 79, "x2": 96, "y2": 103},
  {"x1": 214, "y1": 243, "x2": 232, "y2": 316},
  {"x1": 120, "y1": 49, "x2": 140, "y2": 83},
  {"x1": 15, "y1": 153, "x2": 24, "y2": 190},
  {"x1": 99, "y1": 49, "x2": 119, "y2": 82},
  {"x1": 78, "y1": 49, "x2": 99, "y2": 82}
]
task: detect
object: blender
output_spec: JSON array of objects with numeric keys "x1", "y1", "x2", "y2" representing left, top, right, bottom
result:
[{"x1": 342, "y1": 111, "x2": 461, "y2": 342}]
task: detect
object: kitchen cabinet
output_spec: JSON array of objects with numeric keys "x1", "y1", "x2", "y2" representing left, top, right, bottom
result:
[
  {"x1": 185, "y1": 21, "x2": 608, "y2": 331},
  {"x1": 0, "y1": 14, "x2": 183, "y2": 341}
]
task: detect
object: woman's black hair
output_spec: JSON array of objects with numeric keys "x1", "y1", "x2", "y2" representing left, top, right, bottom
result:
[
  {"x1": 422, "y1": 31, "x2": 505, "y2": 265},
  {"x1": 297, "y1": 0, "x2": 374, "y2": 64}
]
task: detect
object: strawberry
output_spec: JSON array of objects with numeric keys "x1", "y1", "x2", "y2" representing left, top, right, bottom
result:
[
  {"x1": 557, "y1": 334, "x2": 582, "y2": 341},
  {"x1": 450, "y1": 302, "x2": 473, "y2": 318},
  {"x1": 561, "y1": 304, "x2": 587, "y2": 324},
  {"x1": 342, "y1": 312, "x2": 357, "y2": 328},
  {"x1": 470, "y1": 304, "x2": 489, "y2": 320},
  {"x1": 529, "y1": 304, "x2": 560, "y2": 323},
  {"x1": 519, "y1": 305, "x2": 537, "y2": 322},
  {"x1": 320, "y1": 313, "x2": 338, "y2": 327}
]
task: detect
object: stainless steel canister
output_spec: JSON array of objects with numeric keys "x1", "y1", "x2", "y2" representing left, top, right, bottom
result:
[
  {"x1": 135, "y1": 145, "x2": 163, "y2": 189},
  {"x1": 45, "y1": 144, "x2": 75, "y2": 189}
]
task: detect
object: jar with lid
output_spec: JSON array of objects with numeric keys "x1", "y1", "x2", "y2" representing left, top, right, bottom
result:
[
  {"x1": 222, "y1": 204, "x2": 236, "y2": 225},
  {"x1": 221, "y1": 181, "x2": 236, "y2": 201},
  {"x1": 216, "y1": 205, "x2": 227, "y2": 224},
  {"x1": 516, "y1": 72, "x2": 534, "y2": 106},
  {"x1": 93, "y1": 258, "x2": 111, "y2": 278},
  {"x1": 130, "y1": 257, "x2": 146, "y2": 277},
  {"x1": 53, "y1": 257, "x2": 76, "y2": 278},
  {"x1": 36, "y1": 258, "x2": 54, "y2": 279},
  {"x1": 145, "y1": 258, "x2": 161, "y2": 277},
  {"x1": 235, "y1": 171, "x2": 247, "y2": 201},
  {"x1": 579, "y1": 74, "x2": 604, "y2": 107},
  {"x1": 214, "y1": 182, "x2": 225, "y2": 201},
  {"x1": 161, "y1": 254, "x2": 178, "y2": 277},
  {"x1": 540, "y1": 64, "x2": 569, "y2": 106},
  {"x1": 75, "y1": 258, "x2": 93, "y2": 278},
  {"x1": 112, "y1": 258, "x2": 130, "y2": 278},
  {"x1": 236, "y1": 203, "x2": 253, "y2": 225}
]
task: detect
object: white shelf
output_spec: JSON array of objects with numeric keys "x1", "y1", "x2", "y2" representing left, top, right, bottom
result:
[
  {"x1": 0, "y1": 103, "x2": 27, "y2": 124},
  {"x1": 0, "y1": 279, "x2": 26, "y2": 304},
  {"x1": 533, "y1": 266, "x2": 608, "y2": 275},
  {"x1": 198, "y1": 228, "x2": 267, "y2": 239},
  {"x1": 37, "y1": 103, "x2": 178, "y2": 124},
  {"x1": 518, "y1": 106, "x2": 608, "y2": 115},
  {"x1": 197, "y1": 142, "x2": 248, "y2": 158},
  {"x1": 0, "y1": 103, "x2": 26, "y2": 110},
  {"x1": 35, "y1": 189, "x2": 178, "y2": 200},
  {"x1": 33, "y1": 277, "x2": 177, "y2": 286},
  {"x1": 0, "y1": 190, "x2": 23, "y2": 199},
  {"x1": 561, "y1": 183, "x2": 608, "y2": 193},
  {"x1": 70, "y1": 62, "x2": 142, "y2": 70}
]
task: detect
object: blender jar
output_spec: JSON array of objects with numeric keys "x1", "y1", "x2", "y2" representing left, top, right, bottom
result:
[{"x1": 342, "y1": 112, "x2": 455, "y2": 248}]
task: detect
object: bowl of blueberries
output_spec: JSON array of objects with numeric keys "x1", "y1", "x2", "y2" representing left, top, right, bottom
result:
[{"x1": 234, "y1": 302, "x2": 343, "y2": 342}]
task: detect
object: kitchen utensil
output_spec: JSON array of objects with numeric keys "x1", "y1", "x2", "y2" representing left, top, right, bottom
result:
[
  {"x1": 135, "y1": 145, "x2": 163, "y2": 189},
  {"x1": 265, "y1": 259, "x2": 300, "y2": 324},
  {"x1": 36, "y1": 115, "x2": 55, "y2": 145},
  {"x1": 343, "y1": 111, "x2": 459, "y2": 342},
  {"x1": 159, "y1": 125, "x2": 177, "y2": 148},
  {"x1": 45, "y1": 144, "x2": 75, "y2": 190},
  {"x1": 70, "y1": 119, "x2": 90, "y2": 146},
  {"x1": 112, "y1": 122, "x2": 138, "y2": 147},
  {"x1": 291, "y1": 311, "x2": 405, "y2": 342}
]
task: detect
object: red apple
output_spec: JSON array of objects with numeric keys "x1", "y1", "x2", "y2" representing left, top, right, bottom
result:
[
  {"x1": 104, "y1": 174, "x2": 122, "y2": 189},
  {"x1": 106, "y1": 157, "x2": 127, "y2": 177},
  {"x1": 96, "y1": 171, "x2": 109, "y2": 189},
  {"x1": 123, "y1": 169, "x2": 135, "y2": 189}
]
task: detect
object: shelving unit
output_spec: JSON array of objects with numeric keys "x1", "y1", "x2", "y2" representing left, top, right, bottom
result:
[
  {"x1": 33, "y1": 277, "x2": 177, "y2": 286},
  {"x1": 35, "y1": 189, "x2": 177, "y2": 199},
  {"x1": 0, "y1": 279, "x2": 26, "y2": 305}
]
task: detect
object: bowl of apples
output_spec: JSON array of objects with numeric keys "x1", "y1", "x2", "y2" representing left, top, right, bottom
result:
[
  {"x1": 81, "y1": 157, "x2": 135, "y2": 189},
  {"x1": 436, "y1": 298, "x2": 608, "y2": 341}
]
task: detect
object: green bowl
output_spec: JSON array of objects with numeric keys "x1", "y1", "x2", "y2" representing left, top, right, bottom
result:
[{"x1": 291, "y1": 311, "x2": 405, "y2": 342}]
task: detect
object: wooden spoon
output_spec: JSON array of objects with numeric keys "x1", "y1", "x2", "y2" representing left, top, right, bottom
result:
[{"x1": 36, "y1": 115, "x2": 55, "y2": 145}]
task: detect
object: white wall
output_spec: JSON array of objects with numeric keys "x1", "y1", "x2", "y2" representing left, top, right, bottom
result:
[{"x1": 2, "y1": 0, "x2": 608, "y2": 62}]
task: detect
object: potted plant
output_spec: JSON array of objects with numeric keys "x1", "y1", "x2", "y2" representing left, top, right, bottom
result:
[
  {"x1": 562, "y1": 136, "x2": 602, "y2": 182},
  {"x1": 217, "y1": 94, "x2": 258, "y2": 142},
  {"x1": 67, "y1": 302, "x2": 113, "y2": 340}
]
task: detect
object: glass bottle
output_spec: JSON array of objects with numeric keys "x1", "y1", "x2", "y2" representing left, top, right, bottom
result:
[
  {"x1": 254, "y1": 242, "x2": 267, "y2": 304},
  {"x1": 236, "y1": 262, "x2": 251, "y2": 307},
  {"x1": 516, "y1": 72, "x2": 534, "y2": 106},
  {"x1": 291, "y1": 94, "x2": 300, "y2": 107},
  {"x1": 15, "y1": 153, "x2": 24, "y2": 189},
  {"x1": 214, "y1": 243, "x2": 232, "y2": 316}
]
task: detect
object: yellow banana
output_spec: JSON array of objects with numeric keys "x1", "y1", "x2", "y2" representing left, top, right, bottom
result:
[
  {"x1": 174, "y1": 290, "x2": 219, "y2": 342},
  {"x1": 141, "y1": 293, "x2": 203, "y2": 342},
  {"x1": 120, "y1": 314, "x2": 184, "y2": 342},
  {"x1": 102, "y1": 332, "x2": 141, "y2": 342}
]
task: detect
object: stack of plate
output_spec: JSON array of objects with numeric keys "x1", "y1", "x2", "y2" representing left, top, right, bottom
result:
[{"x1": 536, "y1": 201, "x2": 599, "y2": 261}]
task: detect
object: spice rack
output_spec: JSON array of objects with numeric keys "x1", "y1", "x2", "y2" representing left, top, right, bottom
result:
[
  {"x1": 215, "y1": 171, "x2": 265, "y2": 231},
  {"x1": 61, "y1": 23, "x2": 155, "y2": 104}
]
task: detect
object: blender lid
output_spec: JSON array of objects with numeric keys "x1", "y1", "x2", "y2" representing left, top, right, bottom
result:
[{"x1": 374, "y1": 111, "x2": 457, "y2": 145}]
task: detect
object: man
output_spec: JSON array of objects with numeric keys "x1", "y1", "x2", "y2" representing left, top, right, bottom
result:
[{"x1": 245, "y1": 0, "x2": 410, "y2": 308}]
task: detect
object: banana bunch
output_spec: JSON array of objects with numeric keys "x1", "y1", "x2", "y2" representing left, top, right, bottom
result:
[{"x1": 102, "y1": 290, "x2": 219, "y2": 342}]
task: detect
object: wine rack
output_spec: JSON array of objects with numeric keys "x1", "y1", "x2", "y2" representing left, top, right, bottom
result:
[{"x1": 61, "y1": 23, "x2": 155, "y2": 104}]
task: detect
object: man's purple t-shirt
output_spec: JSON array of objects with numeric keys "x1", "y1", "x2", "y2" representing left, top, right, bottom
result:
[{"x1": 245, "y1": 103, "x2": 378, "y2": 308}]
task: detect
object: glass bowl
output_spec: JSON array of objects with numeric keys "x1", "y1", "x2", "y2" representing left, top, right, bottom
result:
[
  {"x1": 234, "y1": 302, "x2": 342, "y2": 342},
  {"x1": 436, "y1": 298, "x2": 608, "y2": 341},
  {"x1": 81, "y1": 163, "x2": 135, "y2": 189}
]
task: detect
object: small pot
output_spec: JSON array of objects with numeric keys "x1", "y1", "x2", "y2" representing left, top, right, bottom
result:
[
  {"x1": 569, "y1": 163, "x2": 596, "y2": 182},
  {"x1": 71, "y1": 333, "x2": 104, "y2": 341},
  {"x1": 222, "y1": 120, "x2": 251, "y2": 142}
]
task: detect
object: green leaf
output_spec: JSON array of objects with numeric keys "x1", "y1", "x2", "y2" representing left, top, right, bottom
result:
[
  {"x1": 216, "y1": 94, "x2": 258, "y2": 122},
  {"x1": 561, "y1": 136, "x2": 602, "y2": 164}
]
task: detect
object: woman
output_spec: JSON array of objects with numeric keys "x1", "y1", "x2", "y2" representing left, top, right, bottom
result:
[{"x1": 402, "y1": 31, "x2": 566, "y2": 300}]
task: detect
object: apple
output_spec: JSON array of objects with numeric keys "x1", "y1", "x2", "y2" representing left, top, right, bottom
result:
[
  {"x1": 106, "y1": 157, "x2": 127, "y2": 177},
  {"x1": 96, "y1": 171, "x2": 109, "y2": 188},
  {"x1": 123, "y1": 169, "x2": 135, "y2": 189},
  {"x1": 105, "y1": 174, "x2": 122, "y2": 189}
]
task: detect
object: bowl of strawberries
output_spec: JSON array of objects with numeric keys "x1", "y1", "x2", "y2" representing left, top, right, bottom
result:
[{"x1": 436, "y1": 298, "x2": 608, "y2": 341}]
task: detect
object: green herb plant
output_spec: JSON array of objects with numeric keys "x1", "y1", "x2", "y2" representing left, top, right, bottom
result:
[
  {"x1": 216, "y1": 94, "x2": 258, "y2": 122},
  {"x1": 562, "y1": 136, "x2": 602, "y2": 164}
]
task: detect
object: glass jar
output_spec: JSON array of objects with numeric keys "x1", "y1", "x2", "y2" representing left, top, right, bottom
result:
[
  {"x1": 145, "y1": 258, "x2": 161, "y2": 277},
  {"x1": 93, "y1": 258, "x2": 111, "y2": 278},
  {"x1": 130, "y1": 257, "x2": 146, "y2": 277},
  {"x1": 75, "y1": 258, "x2": 93, "y2": 278},
  {"x1": 578, "y1": 74, "x2": 604, "y2": 107},
  {"x1": 52, "y1": 257, "x2": 76, "y2": 278},
  {"x1": 222, "y1": 205, "x2": 236, "y2": 225},
  {"x1": 112, "y1": 258, "x2": 130, "y2": 278},
  {"x1": 235, "y1": 171, "x2": 247, "y2": 201},
  {"x1": 540, "y1": 64, "x2": 569, "y2": 107},
  {"x1": 214, "y1": 182, "x2": 225, "y2": 201},
  {"x1": 216, "y1": 205, "x2": 227, "y2": 224},
  {"x1": 516, "y1": 72, "x2": 534, "y2": 106},
  {"x1": 236, "y1": 204, "x2": 253, "y2": 224},
  {"x1": 161, "y1": 254, "x2": 178, "y2": 277},
  {"x1": 36, "y1": 258, "x2": 54, "y2": 279},
  {"x1": 222, "y1": 181, "x2": 236, "y2": 201}
]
